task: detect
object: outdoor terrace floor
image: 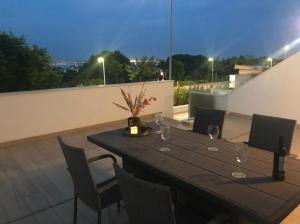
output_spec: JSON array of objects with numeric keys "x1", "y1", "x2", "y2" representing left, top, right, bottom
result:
[{"x1": 0, "y1": 114, "x2": 299, "y2": 224}]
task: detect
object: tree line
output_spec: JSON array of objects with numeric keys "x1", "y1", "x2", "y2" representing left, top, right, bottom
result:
[{"x1": 0, "y1": 32, "x2": 278, "y2": 92}]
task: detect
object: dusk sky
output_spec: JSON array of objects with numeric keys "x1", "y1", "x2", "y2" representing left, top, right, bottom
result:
[{"x1": 1, "y1": 0, "x2": 300, "y2": 60}]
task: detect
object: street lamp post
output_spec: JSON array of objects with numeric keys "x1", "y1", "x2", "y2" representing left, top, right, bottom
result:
[
  {"x1": 168, "y1": 0, "x2": 173, "y2": 80},
  {"x1": 284, "y1": 45, "x2": 290, "y2": 58},
  {"x1": 208, "y1": 57, "x2": 214, "y2": 82},
  {"x1": 267, "y1": 57, "x2": 273, "y2": 67},
  {"x1": 97, "y1": 57, "x2": 106, "y2": 85}
]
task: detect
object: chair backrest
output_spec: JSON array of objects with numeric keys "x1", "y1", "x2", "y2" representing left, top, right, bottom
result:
[
  {"x1": 113, "y1": 163, "x2": 176, "y2": 224},
  {"x1": 57, "y1": 137, "x2": 100, "y2": 211},
  {"x1": 192, "y1": 107, "x2": 226, "y2": 138},
  {"x1": 248, "y1": 114, "x2": 296, "y2": 154}
]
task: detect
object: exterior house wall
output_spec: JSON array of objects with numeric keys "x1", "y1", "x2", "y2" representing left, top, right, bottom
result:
[{"x1": 227, "y1": 52, "x2": 300, "y2": 123}]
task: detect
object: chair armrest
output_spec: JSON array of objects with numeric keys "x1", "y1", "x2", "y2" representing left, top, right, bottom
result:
[
  {"x1": 207, "y1": 212, "x2": 231, "y2": 224},
  {"x1": 88, "y1": 154, "x2": 117, "y2": 163}
]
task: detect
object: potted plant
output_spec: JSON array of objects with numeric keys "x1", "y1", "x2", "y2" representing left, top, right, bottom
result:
[{"x1": 113, "y1": 84, "x2": 156, "y2": 135}]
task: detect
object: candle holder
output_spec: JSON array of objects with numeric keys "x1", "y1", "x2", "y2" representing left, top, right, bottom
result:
[{"x1": 125, "y1": 117, "x2": 152, "y2": 137}]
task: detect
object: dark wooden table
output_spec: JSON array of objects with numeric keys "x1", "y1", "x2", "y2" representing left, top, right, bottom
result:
[{"x1": 87, "y1": 123, "x2": 300, "y2": 224}]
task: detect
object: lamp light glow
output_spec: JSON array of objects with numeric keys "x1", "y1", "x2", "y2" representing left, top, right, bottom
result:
[
  {"x1": 208, "y1": 57, "x2": 214, "y2": 82},
  {"x1": 267, "y1": 57, "x2": 273, "y2": 67},
  {"x1": 97, "y1": 57, "x2": 106, "y2": 85},
  {"x1": 284, "y1": 45, "x2": 290, "y2": 51},
  {"x1": 98, "y1": 57, "x2": 104, "y2": 63},
  {"x1": 284, "y1": 45, "x2": 290, "y2": 58}
]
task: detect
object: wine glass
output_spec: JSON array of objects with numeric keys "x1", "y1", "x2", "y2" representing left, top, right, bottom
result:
[
  {"x1": 155, "y1": 113, "x2": 163, "y2": 134},
  {"x1": 207, "y1": 124, "x2": 219, "y2": 151},
  {"x1": 232, "y1": 143, "x2": 248, "y2": 179},
  {"x1": 159, "y1": 124, "x2": 171, "y2": 152}
]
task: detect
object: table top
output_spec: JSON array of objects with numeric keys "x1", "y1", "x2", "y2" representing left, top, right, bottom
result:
[{"x1": 87, "y1": 123, "x2": 300, "y2": 224}]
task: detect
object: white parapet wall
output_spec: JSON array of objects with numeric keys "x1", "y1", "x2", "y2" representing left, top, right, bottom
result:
[
  {"x1": 173, "y1": 104, "x2": 189, "y2": 114},
  {"x1": 227, "y1": 52, "x2": 300, "y2": 123},
  {"x1": 0, "y1": 81, "x2": 174, "y2": 144}
]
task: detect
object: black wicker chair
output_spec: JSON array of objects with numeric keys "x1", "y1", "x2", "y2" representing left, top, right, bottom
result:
[
  {"x1": 113, "y1": 163, "x2": 230, "y2": 224},
  {"x1": 192, "y1": 107, "x2": 226, "y2": 138},
  {"x1": 248, "y1": 114, "x2": 296, "y2": 157},
  {"x1": 58, "y1": 137, "x2": 121, "y2": 224}
]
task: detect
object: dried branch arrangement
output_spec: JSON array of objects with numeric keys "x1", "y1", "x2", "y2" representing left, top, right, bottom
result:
[{"x1": 113, "y1": 84, "x2": 157, "y2": 117}]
